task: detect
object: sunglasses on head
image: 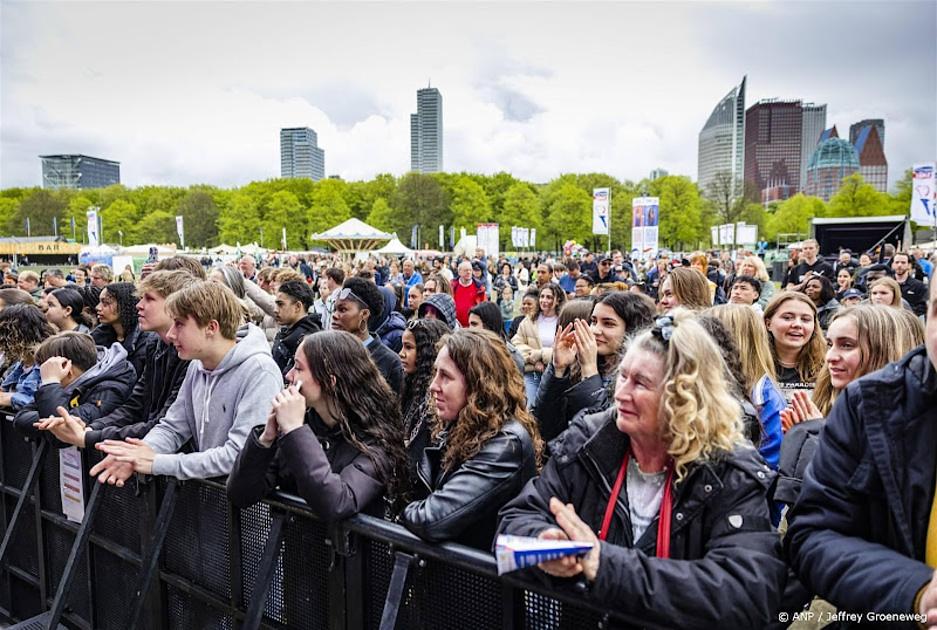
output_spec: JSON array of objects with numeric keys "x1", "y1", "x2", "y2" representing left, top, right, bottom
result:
[{"x1": 336, "y1": 288, "x2": 368, "y2": 310}]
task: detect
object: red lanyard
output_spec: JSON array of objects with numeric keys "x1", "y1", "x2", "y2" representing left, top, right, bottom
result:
[{"x1": 598, "y1": 451, "x2": 675, "y2": 559}]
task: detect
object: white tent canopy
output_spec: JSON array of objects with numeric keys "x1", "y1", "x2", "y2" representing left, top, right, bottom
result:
[
  {"x1": 118, "y1": 243, "x2": 178, "y2": 257},
  {"x1": 311, "y1": 218, "x2": 392, "y2": 253},
  {"x1": 210, "y1": 243, "x2": 237, "y2": 255},
  {"x1": 375, "y1": 236, "x2": 414, "y2": 255}
]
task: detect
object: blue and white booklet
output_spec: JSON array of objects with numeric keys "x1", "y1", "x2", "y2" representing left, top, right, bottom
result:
[{"x1": 495, "y1": 534, "x2": 594, "y2": 575}]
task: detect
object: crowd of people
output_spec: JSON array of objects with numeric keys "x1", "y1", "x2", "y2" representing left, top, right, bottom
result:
[{"x1": 0, "y1": 238, "x2": 935, "y2": 628}]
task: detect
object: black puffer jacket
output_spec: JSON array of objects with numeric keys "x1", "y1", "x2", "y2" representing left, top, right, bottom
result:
[
  {"x1": 84, "y1": 339, "x2": 189, "y2": 448},
  {"x1": 91, "y1": 325, "x2": 157, "y2": 386},
  {"x1": 271, "y1": 313, "x2": 321, "y2": 378},
  {"x1": 14, "y1": 343, "x2": 136, "y2": 446},
  {"x1": 227, "y1": 413, "x2": 389, "y2": 523},
  {"x1": 785, "y1": 347, "x2": 937, "y2": 629},
  {"x1": 532, "y1": 363, "x2": 610, "y2": 442},
  {"x1": 402, "y1": 418, "x2": 537, "y2": 550},
  {"x1": 497, "y1": 408, "x2": 786, "y2": 630}
]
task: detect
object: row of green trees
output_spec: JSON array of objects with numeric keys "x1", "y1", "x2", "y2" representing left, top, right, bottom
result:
[{"x1": 0, "y1": 169, "x2": 915, "y2": 252}]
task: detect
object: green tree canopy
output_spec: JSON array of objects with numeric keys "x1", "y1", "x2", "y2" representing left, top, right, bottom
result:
[
  {"x1": 765, "y1": 193, "x2": 826, "y2": 241},
  {"x1": 826, "y1": 173, "x2": 890, "y2": 218},
  {"x1": 218, "y1": 192, "x2": 262, "y2": 246},
  {"x1": 100, "y1": 199, "x2": 139, "y2": 245},
  {"x1": 177, "y1": 190, "x2": 219, "y2": 248},
  {"x1": 499, "y1": 183, "x2": 542, "y2": 250},
  {"x1": 366, "y1": 197, "x2": 394, "y2": 233},
  {"x1": 307, "y1": 181, "x2": 351, "y2": 244},
  {"x1": 449, "y1": 176, "x2": 492, "y2": 233},
  {"x1": 649, "y1": 175, "x2": 704, "y2": 249}
]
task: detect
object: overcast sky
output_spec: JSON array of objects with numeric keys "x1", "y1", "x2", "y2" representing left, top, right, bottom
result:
[{"x1": 2, "y1": 1, "x2": 934, "y2": 192}]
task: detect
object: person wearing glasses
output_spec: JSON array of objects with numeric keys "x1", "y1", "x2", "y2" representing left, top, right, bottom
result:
[
  {"x1": 330, "y1": 277, "x2": 403, "y2": 394},
  {"x1": 498, "y1": 310, "x2": 785, "y2": 628}
]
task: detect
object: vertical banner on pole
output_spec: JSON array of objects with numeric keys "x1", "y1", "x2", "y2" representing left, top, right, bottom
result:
[
  {"x1": 281, "y1": 226, "x2": 287, "y2": 250},
  {"x1": 592, "y1": 188, "x2": 610, "y2": 235},
  {"x1": 530, "y1": 228, "x2": 537, "y2": 248},
  {"x1": 631, "y1": 197, "x2": 660, "y2": 258},
  {"x1": 476, "y1": 223, "x2": 500, "y2": 259},
  {"x1": 910, "y1": 163, "x2": 937, "y2": 225},
  {"x1": 86, "y1": 208, "x2": 99, "y2": 247},
  {"x1": 176, "y1": 215, "x2": 185, "y2": 250},
  {"x1": 439, "y1": 225, "x2": 444, "y2": 249}
]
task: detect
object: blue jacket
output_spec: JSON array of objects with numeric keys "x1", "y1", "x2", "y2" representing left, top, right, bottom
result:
[
  {"x1": 785, "y1": 347, "x2": 937, "y2": 628},
  {"x1": 1, "y1": 362, "x2": 41, "y2": 411},
  {"x1": 750, "y1": 374, "x2": 784, "y2": 470}
]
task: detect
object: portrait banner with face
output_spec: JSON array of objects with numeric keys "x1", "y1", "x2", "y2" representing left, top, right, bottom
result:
[{"x1": 632, "y1": 197, "x2": 660, "y2": 257}]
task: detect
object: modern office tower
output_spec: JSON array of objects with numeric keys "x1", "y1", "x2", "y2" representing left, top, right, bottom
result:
[
  {"x1": 40, "y1": 154, "x2": 120, "y2": 189},
  {"x1": 649, "y1": 168, "x2": 669, "y2": 180},
  {"x1": 804, "y1": 137, "x2": 860, "y2": 201},
  {"x1": 410, "y1": 86, "x2": 443, "y2": 173},
  {"x1": 800, "y1": 103, "x2": 827, "y2": 191},
  {"x1": 698, "y1": 76, "x2": 746, "y2": 197},
  {"x1": 744, "y1": 99, "x2": 804, "y2": 203},
  {"x1": 280, "y1": 127, "x2": 325, "y2": 181},
  {"x1": 850, "y1": 120, "x2": 888, "y2": 192}
]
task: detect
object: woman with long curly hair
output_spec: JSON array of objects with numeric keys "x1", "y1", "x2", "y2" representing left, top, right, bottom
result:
[
  {"x1": 763, "y1": 291, "x2": 826, "y2": 404},
  {"x1": 0, "y1": 304, "x2": 55, "y2": 410},
  {"x1": 398, "y1": 318, "x2": 451, "y2": 471},
  {"x1": 498, "y1": 310, "x2": 786, "y2": 628},
  {"x1": 402, "y1": 328, "x2": 542, "y2": 549},
  {"x1": 227, "y1": 330, "x2": 410, "y2": 520},
  {"x1": 91, "y1": 282, "x2": 154, "y2": 382}
]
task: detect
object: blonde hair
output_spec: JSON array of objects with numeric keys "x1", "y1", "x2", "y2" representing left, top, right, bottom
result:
[
  {"x1": 664, "y1": 267, "x2": 712, "y2": 311},
  {"x1": 139, "y1": 270, "x2": 201, "y2": 299},
  {"x1": 272, "y1": 268, "x2": 303, "y2": 285},
  {"x1": 627, "y1": 308, "x2": 746, "y2": 482},
  {"x1": 763, "y1": 291, "x2": 826, "y2": 382},
  {"x1": 705, "y1": 304, "x2": 777, "y2": 394},
  {"x1": 165, "y1": 281, "x2": 247, "y2": 339},
  {"x1": 741, "y1": 255, "x2": 771, "y2": 283},
  {"x1": 869, "y1": 277, "x2": 903, "y2": 309},
  {"x1": 812, "y1": 305, "x2": 923, "y2": 414}
]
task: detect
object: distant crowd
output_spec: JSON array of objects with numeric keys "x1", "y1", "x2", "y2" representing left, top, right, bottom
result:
[{"x1": 0, "y1": 238, "x2": 935, "y2": 628}]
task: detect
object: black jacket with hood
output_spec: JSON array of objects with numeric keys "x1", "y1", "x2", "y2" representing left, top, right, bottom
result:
[
  {"x1": 497, "y1": 408, "x2": 786, "y2": 630},
  {"x1": 271, "y1": 313, "x2": 321, "y2": 378},
  {"x1": 785, "y1": 347, "x2": 937, "y2": 629},
  {"x1": 14, "y1": 343, "x2": 136, "y2": 446}
]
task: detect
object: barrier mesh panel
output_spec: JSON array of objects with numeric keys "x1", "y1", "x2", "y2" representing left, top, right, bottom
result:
[
  {"x1": 407, "y1": 559, "x2": 503, "y2": 629},
  {"x1": 163, "y1": 482, "x2": 232, "y2": 599},
  {"x1": 165, "y1": 582, "x2": 235, "y2": 630},
  {"x1": 275, "y1": 514, "x2": 331, "y2": 630},
  {"x1": 8, "y1": 573, "x2": 43, "y2": 622},
  {"x1": 91, "y1": 482, "x2": 145, "y2": 554},
  {"x1": 0, "y1": 425, "x2": 33, "y2": 492},
  {"x1": 38, "y1": 448, "x2": 61, "y2": 513},
  {"x1": 363, "y1": 538, "x2": 394, "y2": 630},
  {"x1": 523, "y1": 591, "x2": 606, "y2": 629},
  {"x1": 92, "y1": 546, "x2": 140, "y2": 630},
  {"x1": 237, "y1": 502, "x2": 279, "y2": 621},
  {"x1": 6, "y1": 500, "x2": 38, "y2": 577},
  {"x1": 43, "y1": 522, "x2": 91, "y2": 624}
]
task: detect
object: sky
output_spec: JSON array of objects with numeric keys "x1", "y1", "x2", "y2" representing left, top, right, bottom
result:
[{"x1": 1, "y1": 1, "x2": 935, "y2": 192}]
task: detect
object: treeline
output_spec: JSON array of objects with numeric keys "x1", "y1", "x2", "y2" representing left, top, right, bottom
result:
[{"x1": 0, "y1": 170, "x2": 914, "y2": 251}]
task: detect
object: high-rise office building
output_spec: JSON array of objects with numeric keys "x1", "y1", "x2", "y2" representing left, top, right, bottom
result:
[
  {"x1": 744, "y1": 99, "x2": 804, "y2": 203},
  {"x1": 649, "y1": 168, "x2": 669, "y2": 181},
  {"x1": 410, "y1": 86, "x2": 443, "y2": 173},
  {"x1": 40, "y1": 154, "x2": 120, "y2": 189},
  {"x1": 280, "y1": 127, "x2": 325, "y2": 181},
  {"x1": 800, "y1": 103, "x2": 827, "y2": 191},
  {"x1": 804, "y1": 138, "x2": 860, "y2": 201},
  {"x1": 850, "y1": 120, "x2": 888, "y2": 192},
  {"x1": 697, "y1": 76, "x2": 746, "y2": 197}
]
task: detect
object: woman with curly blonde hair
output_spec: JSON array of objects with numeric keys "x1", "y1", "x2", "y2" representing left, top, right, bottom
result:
[
  {"x1": 498, "y1": 309, "x2": 785, "y2": 628},
  {"x1": 402, "y1": 328, "x2": 542, "y2": 549}
]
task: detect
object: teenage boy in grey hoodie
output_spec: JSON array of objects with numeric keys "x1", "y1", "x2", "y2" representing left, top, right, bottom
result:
[{"x1": 90, "y1": 281, "x2": 282, "y2": 486}]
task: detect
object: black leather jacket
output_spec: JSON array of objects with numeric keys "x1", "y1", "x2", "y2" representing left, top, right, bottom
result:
[{"x1": 401, "y1": 418, "x2": 537, "y2": 550}]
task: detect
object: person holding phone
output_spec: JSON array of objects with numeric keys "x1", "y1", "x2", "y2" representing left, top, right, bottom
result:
[{"x1": 227, "y1": 331, "x2": 409, "y2": 521}]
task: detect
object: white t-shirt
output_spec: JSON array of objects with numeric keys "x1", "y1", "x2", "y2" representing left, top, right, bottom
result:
[{"x1": 537, "y1": 315, "x2": 558, "y2": 349}]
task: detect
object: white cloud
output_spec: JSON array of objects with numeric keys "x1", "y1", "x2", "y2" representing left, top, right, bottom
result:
[{"x1": 1, "y1": 1, "x2": 934, "y2": 192}]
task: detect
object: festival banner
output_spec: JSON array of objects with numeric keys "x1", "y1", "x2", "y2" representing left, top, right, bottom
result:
[
  {"x1": 86, "y1": 208, "x2": 99, "y2": 247},
  {"x1": 592, "y1": 188, "x2": 610, "y2": 235},
  {"x1": 910, "y1": 163, "x2": 937, "y2": 225},
  {"x1": 476, "y1": 223, "x2": 500, "y2": 259},
  {"x1": 631, "y1": 197, "x2": 660, "y2": 256},
  {"x1": 176, "y1": 215, "x2": 186, "y2": 249}
]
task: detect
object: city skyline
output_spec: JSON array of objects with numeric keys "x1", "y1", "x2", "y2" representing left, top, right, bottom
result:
[{"x1": 1, "y1": 2, "x2": 934, "y2": 191}]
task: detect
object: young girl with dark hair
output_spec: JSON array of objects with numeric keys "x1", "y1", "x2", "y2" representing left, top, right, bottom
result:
[
  {"x1": 46, "y1": 288, "x2": 93, "y2": 333},
  {"x1": 398, "y1": 318, "x2": 451, "y2": 471},
  {"x1": 227, "y1": 330, "x2": 410, "y2": 521},
  {"x1": 533, "y1": 292, "x2": 656, "y2": 442},
  {"x1": 91, "y1": 282, "x2": 155, "y2": 381}
]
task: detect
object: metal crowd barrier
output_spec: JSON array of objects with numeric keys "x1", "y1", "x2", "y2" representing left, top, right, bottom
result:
[{"x1": 0, "y1": 410, "x2": 647, "y2": 630}]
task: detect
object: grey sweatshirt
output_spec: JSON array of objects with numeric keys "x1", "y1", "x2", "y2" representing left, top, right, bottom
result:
[{"x1": 144, "y1": 323, "x2": 282, "y2": 480}]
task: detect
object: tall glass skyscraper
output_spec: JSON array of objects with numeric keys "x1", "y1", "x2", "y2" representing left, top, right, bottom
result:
[
  {"x1": 800, "y1": 103, "x2": 827, "y2": 191},
  {"x1": 744, "y1": 99, "x2": 804, "y2": 203},
  {"x1": 850, "y1": 120, "x2": 887, "y2": 192},
  {"x1": 40, "y1": 154, "x2": 120, "y2": 189},
  {"x1": 280, "y1": 127, "x2": 325, "y2": 181},
  {"x1": 410, "y1": 86, "x2": 443, "y2": 173},
  {"x1": 697, "y1": 76, "x2": 746, "y2": 197}
]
